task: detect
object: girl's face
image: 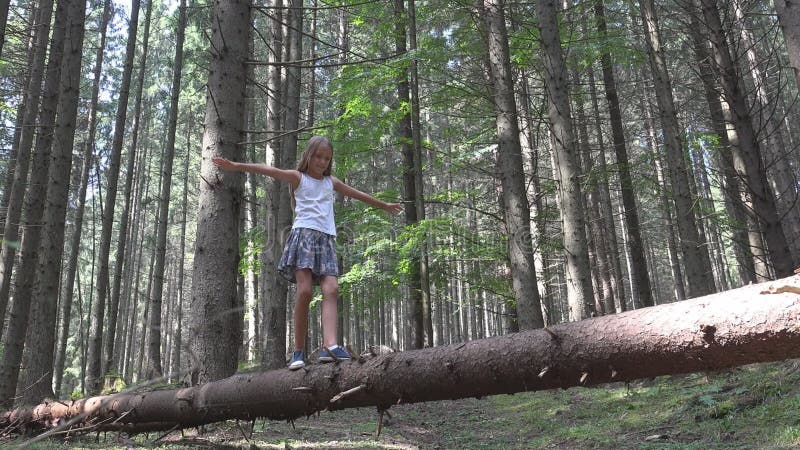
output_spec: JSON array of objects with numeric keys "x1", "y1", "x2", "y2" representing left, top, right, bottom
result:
[{"x1": 308, "y1": 144, "x2": 332, "y2": 178}]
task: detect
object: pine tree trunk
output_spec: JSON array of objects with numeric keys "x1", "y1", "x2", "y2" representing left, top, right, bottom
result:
[
  {"x1": 686, "y1": 13, "x2": 756, "y2": 285},
  {"x1": 394, "y1": 0, "x2": 423, "y2": 349},
  {"x1": 261, "y1": 0, "x2": 286, "y2": 370},
  {"x1": 407, "y1": 0, "x2": 433, "y2": 347},
  {"x1": 6, "y1": 276, "x2": 800, "y2": 432},
  {"x1": 479, "y1": 0, "x2": 544, "y2": 330},
  {"x1": 0, "y1": 0, "x2": 68, "y2": 406},
  {"x1": 189, "y1": 0, "x2": 251, "y2": 384},
  {"x1": 170, "y1": 114, "x2": 192, "y2": 383},
  {"x1": 535, "y1": 0, "x2": 595, "y2": 320},
  {"x1": 145, "y1": 0, "x2": 186, "y2": 379},
  {"x1": 638, "y1": 0, "x2": 716, "y2": 298},
  {"x1": 0, "y1": 0, "x2": 55, "y2": 334},
  {"x1": 586, "y1": 68, "x2": 627, "y2": 313},
  {"x1": 594, "y1": 0, "x2": 653, "y2": 307},
  {"x1": 18, "y1": 0, "x2": 86, "y2": 406},
  {"x1": 86, "y1": 0, "x2": 141, "y2": 394},
  {"x1": 774, "y1": 0, "x2": 800, "y2": 91},
  {"x1": 53, "y1": 0, "x2": 112, "y2": 398},
  {"x1": 732, "y1": 1, "x2": 800, "y2": 258},
  {"x1": 699, "y1": 0, "x2": 796, "y2": 277}
]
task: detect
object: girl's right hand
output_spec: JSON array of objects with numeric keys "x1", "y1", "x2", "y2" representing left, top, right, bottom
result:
[{"x1": 212, "y1": 157, "x2": 235, "y2": 171}]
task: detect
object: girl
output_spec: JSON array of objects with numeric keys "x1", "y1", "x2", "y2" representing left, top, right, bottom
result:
[{"x1": 212, "y1": 136, "x2": 402, "y2": 369}]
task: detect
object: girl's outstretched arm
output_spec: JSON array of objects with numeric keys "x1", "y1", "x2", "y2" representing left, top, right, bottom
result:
[
  {"x1": 212, "y1": 157, "x2": 301, "y2": 188},
  {"x1": 332, "y1": 176, "x2": 403, "y2": 214}
]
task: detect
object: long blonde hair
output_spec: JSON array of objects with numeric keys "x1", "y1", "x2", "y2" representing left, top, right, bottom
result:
[{"x1": 296, "y1": 135, "x2": 333, "y2": 176}]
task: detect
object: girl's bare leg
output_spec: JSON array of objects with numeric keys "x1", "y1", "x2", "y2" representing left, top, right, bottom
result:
[
  {"x1": 293, "y1": 269, "x2": 313, "y2": 351},
  {"x1": 319, "y1": 275, "x2": 340, "y2": 347}
]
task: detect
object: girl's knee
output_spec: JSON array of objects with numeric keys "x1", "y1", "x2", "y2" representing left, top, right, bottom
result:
[
  {"x1": 322, "y1": 282, "x2": 339, "y2": 298},
  {"x1": 296, "y1": 285, "x2": 313, "y2": 302}
]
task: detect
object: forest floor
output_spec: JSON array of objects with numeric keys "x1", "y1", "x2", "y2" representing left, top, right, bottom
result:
[{"x1": 7, "y1": 359, "x2": 800, "y2": 449}]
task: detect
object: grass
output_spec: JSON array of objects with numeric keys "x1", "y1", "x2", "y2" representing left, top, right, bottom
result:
[{"x1": 4, "y1": 360, "x2": 800, "y2": 449}]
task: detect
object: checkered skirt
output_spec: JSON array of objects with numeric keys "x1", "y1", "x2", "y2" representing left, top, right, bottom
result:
[{"x1": 278, "y1": 227, "x2": 339, "y2": 284}]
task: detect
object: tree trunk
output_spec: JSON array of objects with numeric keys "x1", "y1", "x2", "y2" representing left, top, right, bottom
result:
[
  {"x1": 479, "y1": 0, "x2": 544, "y2": 330},
  {"x1": 0, "y1": 0, "x2": 67, "y2": 406},
  {"x1": 638, "y1": 0, "x2": 716, "y2": 298},
  {"x1": 85, "y1": 0, "x2": 141, "y2": 394},
  {"x1": 774, "y1": 0, "x2": 800, "y2": 90},
  {"x1": 17, "y1": 0, "x2": 86, "y2": 406},
  {"x1": 145, "y1": 0, "x2": 187, "y2": 380},
  {"x1": 261, "y1": 0, "x2": 286, "y2": 370},
  {"x1": 594, "y1": 0, "x2": 653, "y2": 308},
  {"x1": 189, "y1": 0, "x2": 250, "y2": 384},
  {"x1": 394, "y1": 0, "x2": 423, "y2": 349},
  {"x1": 699, "y1": 0, "x2": 796, "y2": 277},
  {"x1": 686, "y1": 11, "x2": 755, "y2": 285},
  {"x1": 408, "y1": 0, "x2": 433, "y2": 347},
  {"x1": 733, "y1": 1, "x2": 800, "y2": 259},
  {"x1": 587, "y1": 67, "x2": 627, "y2": 312},
  {"x1": 535, "y1": 0, "x2": 594, "y2": 320},
  {"x1": 0, "y1": 0, "x2": 55, "y2": 334},
  {"x1": 53, "y1": 0, "x2": 112, "y2": 398},
  {"x1": 170, "y1": 112, "x2": 192, "y2": 382},
  {"x1": 5, "y1": 275, "x2": 800, "y2": 432}
]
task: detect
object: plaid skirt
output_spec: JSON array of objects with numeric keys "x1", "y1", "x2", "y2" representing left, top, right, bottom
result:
[{"x1": 278, "y1": 227, "x2": 339, "y2": 284}]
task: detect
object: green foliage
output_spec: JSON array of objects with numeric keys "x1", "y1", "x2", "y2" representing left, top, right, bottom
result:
[{"x1": 238, "y1": 225, "x2": 265, "y2": 276}]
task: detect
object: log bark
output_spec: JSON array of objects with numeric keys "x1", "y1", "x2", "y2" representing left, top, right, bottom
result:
[{"x1": 4, "y1": 275, "x2": 800, "y2": 433}]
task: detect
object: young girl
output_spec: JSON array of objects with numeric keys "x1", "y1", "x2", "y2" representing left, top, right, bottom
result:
[{"x1": 212, "y1": 136, "x2": 402, "y2": 370}]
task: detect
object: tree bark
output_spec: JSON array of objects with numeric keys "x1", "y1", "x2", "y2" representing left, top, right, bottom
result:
[
  {"x1": 261, "y1": 0, "x2": 287, "y2": 370},
  {"x1": 535, "y1": 0, "x2": 594, "y2": 320},
  {"x1": 394, "y1": 0, "x2": 424, "y2": 349},
  {"x1": 638, "y1": 0, "x2": 716, "y2": 298},
  {"x1": 699, "y1": 0, "x2": 796, "y2": 277},
  {"x1": 479, "y1": 0, "x2": 544, "y2": 330},
  {"x1": 685, "y1": 10, "x2": 755, "y2": 285},
  {"x1": 0, "y1": 0, "x2": 67, "y2": 406},
  {"x1": 774, "y1": 0, "x2": 800, "y2": 91},
  {"x1": 5, "y1": 275, "x2": 800, "y2": 432},
  {"x1": 53, "y1": 0, "x2": 112, "y2": 398},
  {"x1": 85, "y1": 0, "x2": 141, "y2": 394},
  {"x1": 189, "y1": 0, "x2": 251, "y2": 384},
  {"x1": 0, "y1": 0, "x2": 55, "y2": 335},
  {"x1": 18, "y1": 0, "x2": 86, "y2": 406},
  {"x1": 594, "y1": 0, "x2": 653, "y2": 308},
  {"x1": 145, "y1": 0, "x2": 187, "y2": 380}
]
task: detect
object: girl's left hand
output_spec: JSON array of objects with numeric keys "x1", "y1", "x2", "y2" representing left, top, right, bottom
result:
[{"x1": 383, "y1": 202, "x2": 404, "y2": 214}]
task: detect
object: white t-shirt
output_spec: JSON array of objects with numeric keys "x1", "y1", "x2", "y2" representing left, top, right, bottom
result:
[{"x1": 292, "y1": 173, "x2": 336, "y2": 236}]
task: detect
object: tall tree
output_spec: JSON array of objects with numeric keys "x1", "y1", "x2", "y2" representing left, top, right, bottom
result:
[
  {"x1": 774, "y1": 0, "x2": 800, "y2": 90},
  {"x1": 53, "y1": 0, "x2": 113, "y2": 398},
  {"x1": 18, "y1": 0, "x2": 86, "y2": 405},
  {"x1": 638, "y1": 0, "x2": 716, "y2": 298},
  {"x1": 408, "y1": 0, "x2": 433, "y2": 346},
  {"x1": 145, "y1": 0, "x2": 187, "y2": 380},
  {"x1": 261, "y1": 0, "x2": 286, "y2": 370},
  {"x1": 0, "y1": 0, "x2": 55, "y2": 333},
  {"x1": 479, "y1": 0, "x2": 544, "y2": 329},
  {"x1": 698, "y1": 0, "x2": 796, "y2": 277},
  {"x1": 594, "y1": 0, "x2": 653, "y2": 308},
  {"x1": 394, "y1": 0, "x2": 424, "y2": 348},
  {"x1": 686, "y1": 9, "x2": 756, "y2": 285},
  {"x1": 189, "y1": 0, "x2": 251, "y2": 383},
  {"x1": 0, "y1": 0, "x2": 68, "y2": 406},
  {"x1": 85, "y1": 0, "x2": 141, "y2": 394},
  {"x1": 535, "y1": 0, "x2": 594, "y2": 320},
  {"x1": 104, "y1": 0, "x2": 153, "y2": 380}
]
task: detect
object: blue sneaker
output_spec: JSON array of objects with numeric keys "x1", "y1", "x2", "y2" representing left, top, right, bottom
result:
[
  {"x1": 319, "y1": 345, "x2": 351, "y2": 362},
  {"x1": 288, "y1": 350, "x2": 305, "y2": 370}
]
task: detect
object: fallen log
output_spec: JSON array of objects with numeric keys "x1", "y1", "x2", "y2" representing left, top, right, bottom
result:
[{"x1": 3, "y1": 275, "x2": 800, "y2": 434}]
